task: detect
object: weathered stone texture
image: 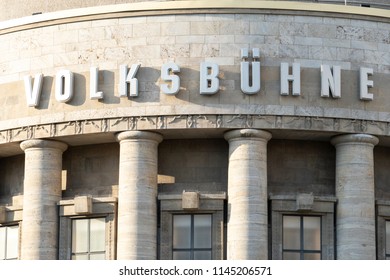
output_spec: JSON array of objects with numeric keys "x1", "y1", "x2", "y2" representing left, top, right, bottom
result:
[
  {"x1": 331, "y1": 134, "x2": 378, "y2": 260},
  {"x1": 225, "y1": 129, "x2": 271, "y2": 260},
  {"x1": 158, "y1": 139, "x2": 228, "y2": 194},
  {"x1": 0, "y1": 155, "x2": 24, "y2": 205},
  {"x1": 374, "y1": 146, "x2": 390, "y2": 201},
  {"x1": 116, "y1": 130, "x2": 162, "y2": 260},
  {"x1": 268, "y1": 140, "x2": 336, "y2": 196},
  {"x1": 20, "y1": 139, "x2": 67, "y2": 260},
  {"x1": 62, "y1": 143, "x2": 119, "y2": 198},
  {"x1": 0, "y1": 11, "x2": 389, "y2": 136}
]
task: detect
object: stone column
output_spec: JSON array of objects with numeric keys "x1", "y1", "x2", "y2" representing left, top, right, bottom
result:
[
  {"x1": 224, "y1": 129, "x2": 272, "y2": 259},
  {"x1": 116, "y1": 131, "x2": 162, "y2": 260},
  {"x1": 20, "y1": 139, "x2": 67, "y2": 260},
  {"x1": 331, "y1": 134, "x2": 378, "y2": 260}
]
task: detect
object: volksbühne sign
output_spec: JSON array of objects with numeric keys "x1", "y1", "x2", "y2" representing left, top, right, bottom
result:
[{"x1": 23, "y1": 48, "x2": 374, "y2": 108}]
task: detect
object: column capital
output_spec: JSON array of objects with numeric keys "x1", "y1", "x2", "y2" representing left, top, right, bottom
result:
[
  {"x1": 20, "y1": 139, "x2": 68, "y2": 152},
  {"x1": 331, "y1": 133, "x2": 379, "y2": 147},
  {"x1": 224, "y1": 129, "x2": 272, "y2": 142},
  {"x1": 116, "y1": 130, "x2": 163, "y2": 143}
]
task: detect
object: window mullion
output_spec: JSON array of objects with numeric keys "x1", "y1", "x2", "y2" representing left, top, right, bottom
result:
[
  {"x1": 87, "y1": 219, "x2": 91, "y2": 260},
  {"x1": 300, "y1": 216, "x2": 304, "y2": 260},
  {"x1": 4, "y1": 227, "x2": 8, "y2": 260},
  {"x1": 190, "y1": 214, "x2": 194, "y2": 260}
]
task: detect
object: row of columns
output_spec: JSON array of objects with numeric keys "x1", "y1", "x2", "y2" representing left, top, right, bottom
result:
[{"x1": 19, "y1": 129, "x2": 378, "y2": 260}]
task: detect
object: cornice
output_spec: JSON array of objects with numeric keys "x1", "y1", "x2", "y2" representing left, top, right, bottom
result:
[{"x1": 0, "y1": 1, "x2": 389, "y2": 34}]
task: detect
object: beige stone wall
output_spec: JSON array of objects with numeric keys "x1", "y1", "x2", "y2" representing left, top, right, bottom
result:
[
  {"x1": 0, "y1": 1, "x2": 389, "y2": 260},
  {"x1": 0, "y1": 10, "x2": 389, "y2": 142},
  {"x1": 0, "y1": 3, "x2": 389, "y2": 204}
]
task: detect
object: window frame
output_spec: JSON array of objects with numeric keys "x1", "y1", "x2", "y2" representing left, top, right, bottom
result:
[
  {"x1": 172, "y1": 213, "x2": 213, "y2": 260},
  {"x1": 71, "y1": 216, "x2": 107, "y2": 260},
  {"x1": 0, "y1": 204, "x2": 22, "y2": 260},
  {"x1": 270, "y1": 194, "x2": 336, "y2": 260},
  {"x1": 386, "y1": 220, "x2": 390, "y2": 260},
  {"x1": 158, "y1": 192, "x2": 226, "y2": 260},
  {"x1": 376, "y1": 200, "x2": 390, "y2": 260},
  {"x1": 0, "y1": 223, "x2": 20, "y2": 260},
  {"x1": 58, "y1": 197, "x2": 117, "y2": 260},
  {"x1": 282, "y1": 214, "x2": 322, "y2": 260}
]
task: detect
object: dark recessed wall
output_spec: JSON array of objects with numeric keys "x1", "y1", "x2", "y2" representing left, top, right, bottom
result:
[{"x1": 268, "y1": 139, "x2": 336, "y2": 196}]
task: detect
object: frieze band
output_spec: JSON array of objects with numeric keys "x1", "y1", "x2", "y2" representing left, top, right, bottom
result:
[{"x1": 1, "y1": 114, "x2": 389, "y2": 145}]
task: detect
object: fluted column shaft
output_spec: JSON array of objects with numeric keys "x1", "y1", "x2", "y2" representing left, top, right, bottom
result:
[
  {"x1": 116, "y1": 131, "x2": 162, "y2": 260},
  {"x1": 224, "y1": 129, "x2": 272, "y2": 260},
  {"x1": 331, "y1": 133, "x2": 378, "y2": 260},
  {"x1": 20, "y1": 139, "x2": 67, "y2": 260}
]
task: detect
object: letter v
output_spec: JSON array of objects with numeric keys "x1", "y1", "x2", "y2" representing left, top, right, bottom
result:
[{"x1": 24, "y1": 74, "x2": 43, "y2": 107}]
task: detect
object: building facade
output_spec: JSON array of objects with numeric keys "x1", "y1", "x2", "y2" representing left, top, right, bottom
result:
[{"x1": 0, "y1": 0, "x2": 390, "y2": 260}]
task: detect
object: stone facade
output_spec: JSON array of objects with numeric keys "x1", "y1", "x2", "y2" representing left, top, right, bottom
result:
[{"x1": 0, "y1": 1, "x2": 390, "y2": 260}]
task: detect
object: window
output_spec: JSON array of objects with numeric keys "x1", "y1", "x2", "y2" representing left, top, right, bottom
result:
[
  {"x1": 270, "y1": 194, "x2": 335, "y2": 260},
  {"x1": 172, "y1": 214, "x2": 212, "y2": 260},
  {"x1": 283, "y1": 215, "x2": 321, "y2": 260},
  {"x1": 71, "y1": 218, "x2": 106, "y2": 260},
  {"x1": 386, "y1": 221, "x2": 390, "y2": 260},
  {"x1": 58, "y1": 197, "x2": 117, "y2": 260},
  {"x1": 158, "y1": 192, "x2": 225, "y2": 260},
  {"x1": 0, "y1": 225, "x2": 19, "y2": 260},
  {"x1": 376, "y1": 201, "x2": 390, "y2": 259}
]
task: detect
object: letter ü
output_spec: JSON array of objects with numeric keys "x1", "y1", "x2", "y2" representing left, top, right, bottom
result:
[{"x1": 240, "y1": 48, "x2": 261, "y2": 94}]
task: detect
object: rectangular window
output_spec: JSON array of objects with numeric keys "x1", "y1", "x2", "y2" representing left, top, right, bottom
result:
[
  {"x1": 172, "y1": 214, "x2": 212, "y2": 260},
  {"x1": 386, "y1": 221, "x2": 390, "y2": 260},
  {"x1": 0, "y1": 225, "x2": 19, "y2": 260},
  {"x1": 71, "y1": 217, "x2": 105, "y2": 260},
  {"x1": 283, "y1": 215, "x2": 321, "y2": 260}
]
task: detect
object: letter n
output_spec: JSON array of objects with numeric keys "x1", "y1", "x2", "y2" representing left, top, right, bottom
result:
[{"x1": 321, "y1": 65, "x2": 341, "y2": 99}]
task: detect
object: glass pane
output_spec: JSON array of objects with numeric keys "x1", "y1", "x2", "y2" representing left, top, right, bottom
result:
[
  {"x1": 72, "y1": 254, "x2": 89, "y2": 260},
  {"x1": 283, "y1": 252, "x2": 300, "y2": 260},
  {"x1": 0, "y1": 227, "x2": 5, "y2": 260},
  {"x1": 283, "y1": 216, "x2": 300, "y2": 250},
  {"x1": 386, "y1": 221, "x2": 390, "y2": 254},
  {"x1": 194, "y1": 215, "x2": 211, "y2": 248},
  {"x1": 72, "y1": 219, "x2": 88, "y2": 253},
  {"x1": 304, "y1": 253, "x2": 321, "y2": 260},
  {"x1": 173, "y1": 215, "x2": 191, "y2": 249},
  {"x1": 194, "y1": 251, "x2": 211, "y2": 260},
  {"x1": 89, "y1": 253, "x2": 105, "y2": 260},
  {"x1": 303, "y1": 216, "x2": 321, "y2": 250},
  {"x1": 173, "y1": 251, "x2": 191, "y2": 260},
  {"x1": 6, "y1": 226, "x2": 18, "y2": 259},
  {"x1": 90, "y1": 218, "x2": 105, "y2": 252}
]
